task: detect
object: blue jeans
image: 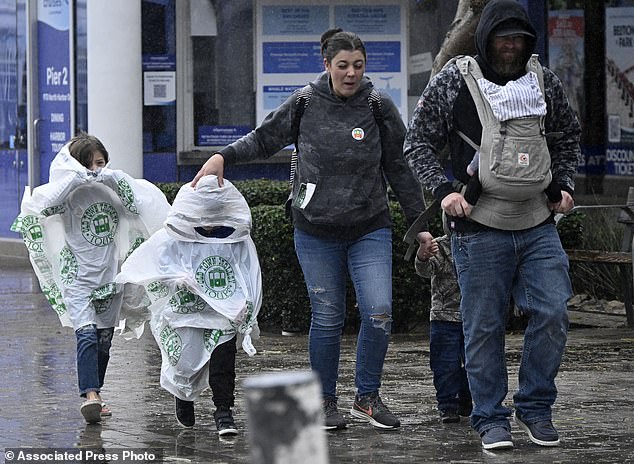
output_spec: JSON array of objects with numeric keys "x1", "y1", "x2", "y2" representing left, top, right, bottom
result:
[
  {"x1": 294, "y1": 227, "x2": 393, "y2": 399},
  {"x1": 451, "y1": 223, "x2": 571, "y2": 434},
  {"x1": 429, "y1": 320, "x2": 470, "y2": 412},
  {"x1": 76, "y1": 324, "x2": 114, "y2": 397}
]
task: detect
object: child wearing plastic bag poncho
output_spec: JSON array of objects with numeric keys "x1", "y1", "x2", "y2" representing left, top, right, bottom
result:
[
  {"x1": 115, "y1": 175, "x2": 262, "y2": 435},
  {"x1": 10, "y1": 133, "x2": 170, "y2": 424}
]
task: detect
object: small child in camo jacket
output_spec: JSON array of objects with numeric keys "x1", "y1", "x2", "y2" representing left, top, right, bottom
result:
[{"x1": 415, "y1": 234, "x2": 473, "y2": 423}]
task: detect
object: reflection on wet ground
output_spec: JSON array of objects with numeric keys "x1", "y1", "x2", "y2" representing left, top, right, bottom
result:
[{"x1": 1, "y1": 265, "x2": 633, "y2": 463}]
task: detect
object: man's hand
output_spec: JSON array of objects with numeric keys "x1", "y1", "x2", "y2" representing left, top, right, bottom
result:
[
  {"x1": 415, "y1": 231, "x2": 438, "y2": 261},
  {"x1": 441, "y1": 192, "x2": 472, "y2": 217},
  {"x1": 549, "y1": 190, "x2": 574, "y2": 214},
  {"x1": 191, "y1": 153, "x2": 225, "y2": 188}
]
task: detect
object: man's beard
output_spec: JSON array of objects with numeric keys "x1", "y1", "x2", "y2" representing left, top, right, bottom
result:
[{"x1": 490, "y1": 50, "x2": 525, "y2": 78}]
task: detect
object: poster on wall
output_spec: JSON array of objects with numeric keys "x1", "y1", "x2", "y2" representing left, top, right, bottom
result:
[
  {"x1": 548, "y1": 10, "x2": 584, "y2": 121},
  {"x1": 606, "y1": 7, "x2": 634, "y2": 176},
  {"x1": 37, "y1": 0, "x2": 72, "y2": 184},
  {"x1": 256, "y1": 1, "x2": 408, "y2": 126}
]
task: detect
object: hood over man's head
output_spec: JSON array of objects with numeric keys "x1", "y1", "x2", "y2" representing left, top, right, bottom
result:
[{"x1": 475, "y1": 0, "x2": 537, "y2": 83}]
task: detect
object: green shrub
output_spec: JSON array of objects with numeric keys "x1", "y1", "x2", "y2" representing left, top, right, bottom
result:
[
  {"x1": 556, "y1": 211, "x2": 585, "y2": 249},
  {"x1": 154, "y1": 182, "x2": 186, "y2": 204},
  {"x1": 233, "y1": 179, "x2": 290, "y2": 207},
  {"x1": 154, "y1": 179, "x2": 289, "y2": 207}
]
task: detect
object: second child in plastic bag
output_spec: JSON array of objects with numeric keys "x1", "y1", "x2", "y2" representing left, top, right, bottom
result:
[{"x1": 116, "y1": 175, "x2": 262, "y2": 435}]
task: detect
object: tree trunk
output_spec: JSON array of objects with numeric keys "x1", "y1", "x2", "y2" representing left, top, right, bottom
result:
[{"x1": 430, "y1": 0, "x2": 489, "y2": 78}]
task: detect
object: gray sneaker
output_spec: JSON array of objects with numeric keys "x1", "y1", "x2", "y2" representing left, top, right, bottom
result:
[
  {"x1": 350, "y1": 392, "x2": 400, "y2": 429},
  {"x1": 481, "y1": 426, "x2": 514, "y2": 450},
  {"x1": 515, "y1": 413, "x2": 560, "y2": 447},
  {"x1": 322, "y1": 398, "x2": 347, "y2": 430}
]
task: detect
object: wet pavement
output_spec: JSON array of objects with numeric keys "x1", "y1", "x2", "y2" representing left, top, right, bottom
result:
[{"x1": 1, "y1": 263, "x2": 634, "y2": 464}]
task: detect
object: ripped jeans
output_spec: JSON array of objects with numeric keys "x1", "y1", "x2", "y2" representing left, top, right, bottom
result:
[
  {"x1": 75, "y1": 324, "x2": 114, "y2": 397},
  {"x1": 294, "y1": 227, "x2": 393, "y2": 399}
]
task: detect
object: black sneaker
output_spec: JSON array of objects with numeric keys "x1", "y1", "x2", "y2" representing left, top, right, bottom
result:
[
  {"x1": 175, "y1": 397, "x2": 195, "y2": 428},
  {"x1": 350, "y1": 392, "x2": 400, "y2": 429},
  {"x1": 214, "y1": 406, "x2": 238, "y2": 436},
  {"x1": 515, "y1": 412, "x2": 560, "y2": 447},
  {"x1": 322, "y1": 398, "x2": 347, "y2": 430},
  {"x1": 439, "y1": 409, "x2": 460, "y2": 424},
  {"x1": 457, "y1": 396, "x2": 473, "y2": 417}
]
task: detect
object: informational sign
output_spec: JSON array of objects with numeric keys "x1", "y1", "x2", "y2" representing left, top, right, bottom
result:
[
  {"x1": 37, "y1": 0, "x2": 72, "y2": 184},
  {"x1": 198, "y1": 126, "x2": 251, "y2": 146},
  {"x1": 143, "y1": 72, "x2": 176, "y2": 106},
  {"x1": 256, "y1": 0, "x2": 408, "y2": 125},
  {"x1": 605, "y1": 7, "x2": 634, "y2": 176},
  {"x1": 143, "y1": 55, "x2": 176, "y2": 106}
]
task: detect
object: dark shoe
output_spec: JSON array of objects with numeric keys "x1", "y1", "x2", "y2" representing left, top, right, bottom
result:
[
  {"x1": 350, "y1": 392, "x2": 400, "y2": 429},
  {"x1": 322, "y1": 398, "x2": 347, "y2": 430},
  {"x1": 480, "y1": 426, "x2": 514, "y2": 450},
  {"x1": 439, "y1": 409, "x2": 460, "y2": 424},
  {"x1": 457, "y1": 396, "x2": 473, "y2": 417},
  {"x1": 80, "y1": 399, "x2": 103, "y2": 425},
  {"x1": 515, "y1": 413, "x2": 560, "y2": 447},
  {"x1": 214, "y1": 406, "x2": 238, "y2": 436},
  {"x1": 175, "y1": 397, "x2": 195, "y2": 428}
]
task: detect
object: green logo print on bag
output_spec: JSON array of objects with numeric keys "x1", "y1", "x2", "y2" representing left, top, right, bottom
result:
[
  {"x1": 203, "y1": 328, "x2": 223, "y2": 352},
  {"x1": 59, "y1": 246, "x2": 78, "y2": 285},
  {"x1": 160, "y1": 325, "x2": 183, "y2": 366},
  {"x1": 117, "y1": 178, "x2": 138, "y2": 214},
  {"x1": 90, "y1": 283, "x2": 116, "y2": 314},
  {"x1": 195, "y1": 256, "x2": 236, "y2": 300},
  {"x1": 169, "y1": 285, "x2": 206, "y2": 314},
  {"x1": 20, "y1": 215, "x2": 44, "y2": 253},
  {"x1": 81, "y1": 202, "x2": 119, "y2": 247}
]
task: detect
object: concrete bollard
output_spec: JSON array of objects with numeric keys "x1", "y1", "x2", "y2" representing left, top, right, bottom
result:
[{"x1": 243, "y1": 370, "x2": 328, "y2": 464}]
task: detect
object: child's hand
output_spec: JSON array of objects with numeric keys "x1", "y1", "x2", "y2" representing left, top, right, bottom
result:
[{"x1": 415, "y1": 232, "x2": 438, "y2": 261}]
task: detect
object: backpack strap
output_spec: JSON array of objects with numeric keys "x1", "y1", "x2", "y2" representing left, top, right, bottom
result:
[
  {"x1": 289, "y1": 85, "x2": 313, "y2": 189},
  {"x1": 368, "y1": 88, "x2": 388, "y2": 167},
  {"x1": 368, "y1": 88, "x2": 384, "y2": 133}
]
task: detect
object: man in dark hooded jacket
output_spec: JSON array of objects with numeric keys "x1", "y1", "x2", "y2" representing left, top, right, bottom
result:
[{"x1": 404, "y1": 0, "x2": 580, "y2": 450}]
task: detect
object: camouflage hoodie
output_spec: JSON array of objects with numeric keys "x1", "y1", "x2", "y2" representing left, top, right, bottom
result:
[
  {"x1": 403, "y1": 0, "x2": 580, "y2": 232},
  {"x1": 219, "y1": 72, "x2": 425, "y2": 239},
  {"x1": 414, "y1": 235, "x2": 461, "y2": 323}
]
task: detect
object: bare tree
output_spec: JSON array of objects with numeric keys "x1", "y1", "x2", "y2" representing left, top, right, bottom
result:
[{"x1": 430, "y1": 0, "x2": 489, "y2": 77}]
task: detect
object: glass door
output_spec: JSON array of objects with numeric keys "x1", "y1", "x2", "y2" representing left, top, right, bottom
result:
[{"x1": 0, "y1": 0, "x2": 28, "y2": 238}]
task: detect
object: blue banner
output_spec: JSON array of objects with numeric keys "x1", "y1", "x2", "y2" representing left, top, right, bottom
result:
[
  {"x1": 365, "y1": 41, "x2": 401, "y2": 73},
  {"x1": 37, "y1": 0, "x2": 71, "y2": 184}
]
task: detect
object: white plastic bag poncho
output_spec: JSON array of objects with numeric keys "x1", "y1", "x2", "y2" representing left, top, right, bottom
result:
[
  {"x1": 115, "y1": 175, "x2": 262, "y2": 400},
  {"x1": 11, "y1": 143, "x2": 170, "y2": 330}
]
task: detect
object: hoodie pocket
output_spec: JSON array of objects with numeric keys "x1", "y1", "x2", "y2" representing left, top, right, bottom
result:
[{"x1": 297, "y1": 172, "x2": 383, "y2": 225}]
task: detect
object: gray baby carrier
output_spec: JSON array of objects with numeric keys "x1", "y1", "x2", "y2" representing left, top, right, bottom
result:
[{"x1": 455, "y1": 55, "x2": 553, "y2": 230}]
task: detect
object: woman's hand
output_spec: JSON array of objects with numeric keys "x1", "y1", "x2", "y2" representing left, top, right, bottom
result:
[{"x1": 191, "y1": 153, "x2": 225, "y2": 188}]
